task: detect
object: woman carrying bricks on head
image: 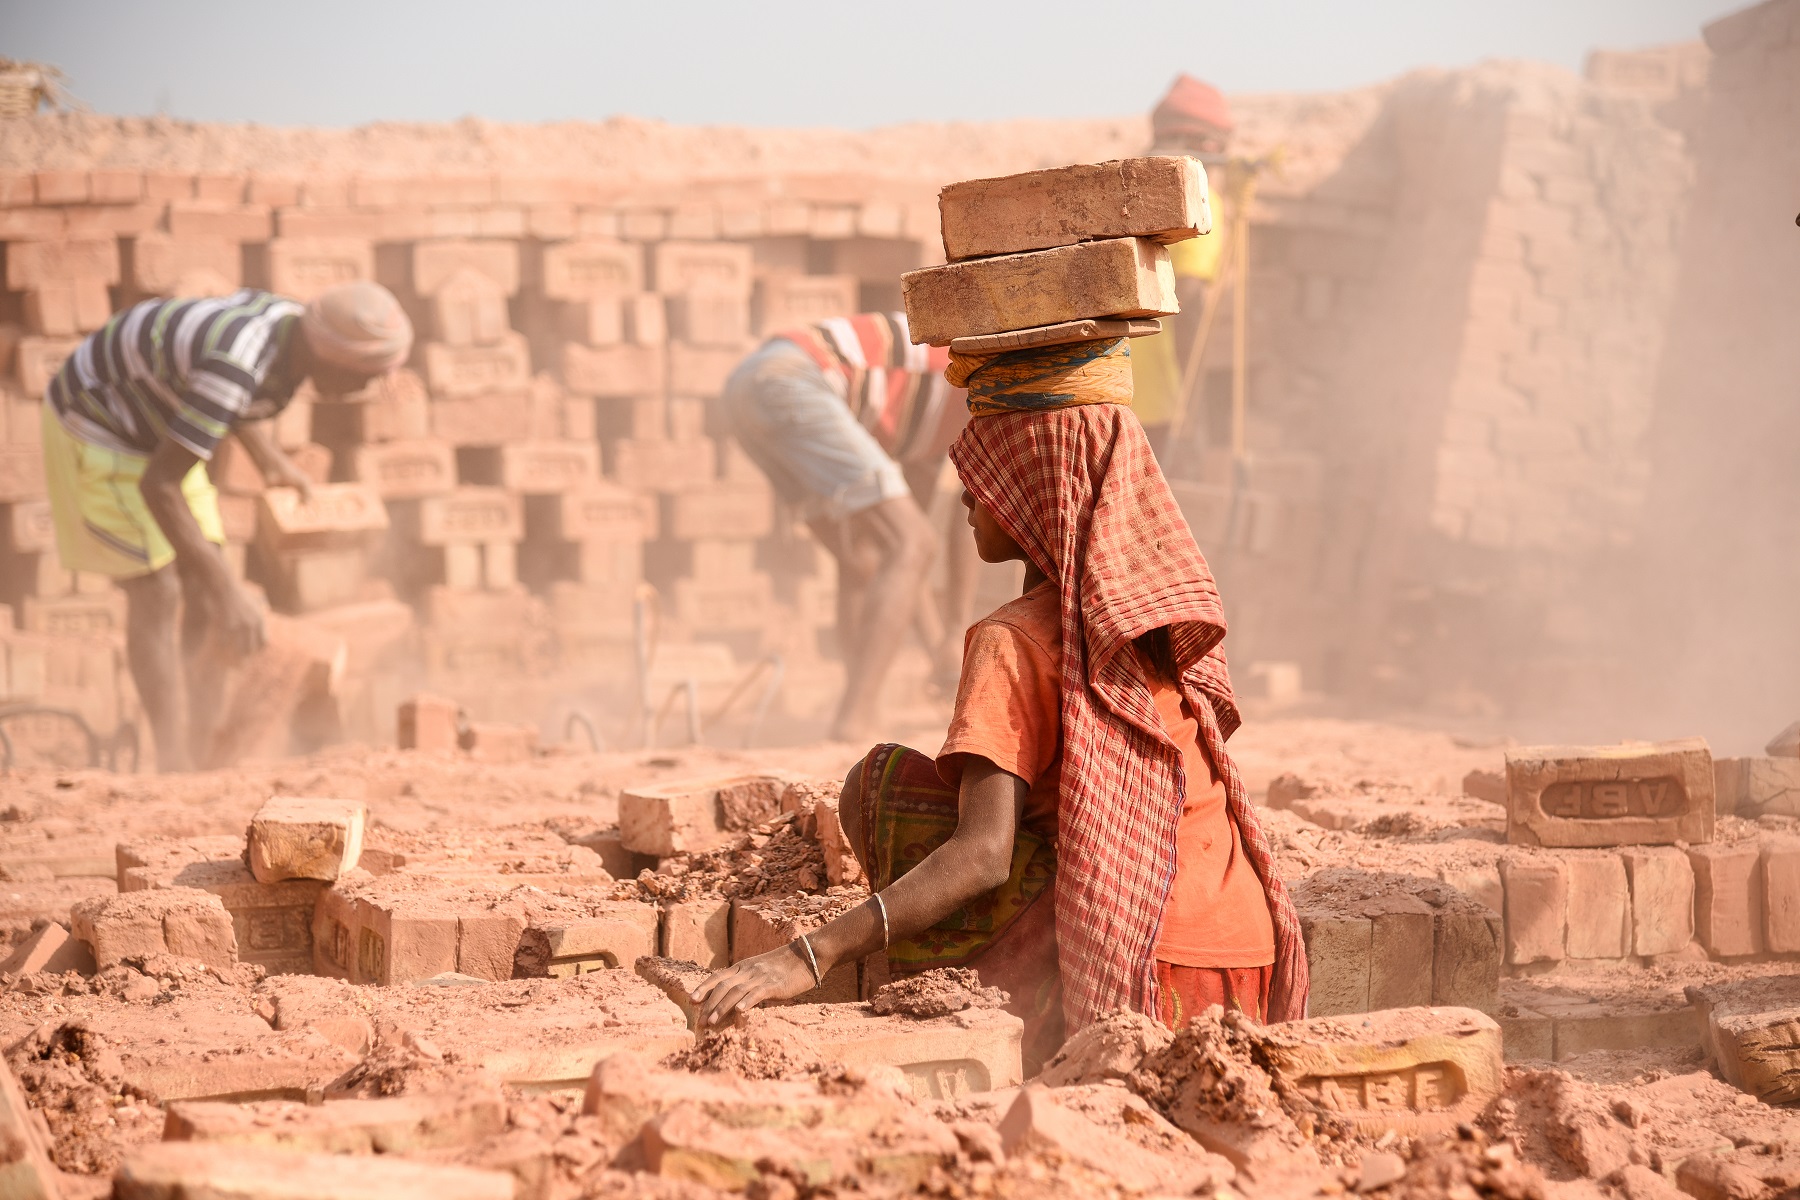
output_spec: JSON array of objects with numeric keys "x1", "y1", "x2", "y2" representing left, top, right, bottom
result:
[{"x1": 695, "y1": 335, "x2": 1308, "y2": 1067}]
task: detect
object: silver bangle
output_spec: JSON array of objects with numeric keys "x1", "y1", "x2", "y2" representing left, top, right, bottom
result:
[
  {"x1": 794, "y1": 934, "x2": 824, "y2": 988},
  {"x1": 871, "y1": 893, "x2": 891, "y2": 949}
]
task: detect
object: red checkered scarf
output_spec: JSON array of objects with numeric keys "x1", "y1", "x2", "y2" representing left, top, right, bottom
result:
[{"x1": 949, "y1": 404, "x2": 1308, "y2": 1030}]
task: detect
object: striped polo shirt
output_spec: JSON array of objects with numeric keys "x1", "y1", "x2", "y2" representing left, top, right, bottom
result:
[
  {"x1": 769, "y1": 312, "x2": 959, "y2": 465},
  {"x1": 46, "y1": 289, "x2": 304, "y2": 460}
]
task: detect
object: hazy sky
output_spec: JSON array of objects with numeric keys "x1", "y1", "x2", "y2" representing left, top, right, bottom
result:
[{"x1": 5, "y1": 0, "x2": 1740, "y2": 128}]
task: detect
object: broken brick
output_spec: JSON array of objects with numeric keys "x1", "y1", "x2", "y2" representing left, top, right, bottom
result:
[
  {"x1": 163, "y1": 1082, "x2": 506, "y2": 1154},
  {"x1": 0, "y1": 920, "x2": 94, "y2": 977},
  {"x1": 938, "y1": 156, "x2": 1210, "y2": 261},
  {"x1": 1621, "y1": 845, "x2": 1696, "y2": 956},
  {"x1": 745, "y1": 1001, "x2": 1024, "y2": 1099},
  {"x1": 660, "y1": 896, "x2": 731, "y2": 969},
  {"x1": 900, "y1": 237, "x2": 1177, "y2": 347},
  {"x1": 247, "y1": 796, "x2": 367, "y2": 884},
  {"x1": 1504, "y1": 738, "x2": 1714, "y2": 847},
  {"x1": 1689, "y1": 842, "x2": 1763, "y2": 958},
  {"x1": 1257, "y1": 1006, "x2": 1503, "y2": 1137},
  {"x1": 69, "y1": 888, "x2": 238, "y2": 970},
  {"x1": 115, "y1": 1142, "x2": 515, "y2": 1200}
]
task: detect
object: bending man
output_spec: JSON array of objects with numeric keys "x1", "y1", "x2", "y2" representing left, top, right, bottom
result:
[
  {"x1": 721, "y1": 312, "x2": 973, "y2": 742},
  {"x1": 41, "y1": 282, "x2": 412, "y2": 770}
]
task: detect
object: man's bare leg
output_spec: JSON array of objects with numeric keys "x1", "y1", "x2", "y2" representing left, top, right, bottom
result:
[
  {"x1": 120, "y1": 565, "x2": 187, "y2": 772},
  {"x1": 809, "y1": 496, "x2": 935, "y2": 742},
  {"x1": 176, "y1": 546, "x2": 229, "y2": 767}
]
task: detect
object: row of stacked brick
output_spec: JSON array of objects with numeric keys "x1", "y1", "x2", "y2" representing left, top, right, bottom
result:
[{"x1": 0, "y1": 166, "x2": 944, "y2": 752}]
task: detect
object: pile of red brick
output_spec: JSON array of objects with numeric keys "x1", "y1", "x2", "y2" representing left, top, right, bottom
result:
[{"x1": 0, "y1": 168, "x2": 950, "y2": 758}]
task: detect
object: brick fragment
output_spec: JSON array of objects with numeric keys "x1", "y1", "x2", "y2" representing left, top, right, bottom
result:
[
  {"x1": 255, "y1": 483, "x2": 388, "y2": 553},
  {"x1": 1762, "y1": 837, "x2": 1800, "y2": 954},
  {"x1": 1258, "y1": 1006, "x2": 1503, "y2": 1137},
  {"x1": 4, "y1": 237, "x2": 120, "y2": 289},
  {"x1": 347, "y1": 440, "x2": 456, "y2": 499},
  {"x1": 115, "y1": 1142, "x2": 515, "y2": 1200},
  {"x1": 1504, "y1": 737, "x2": 1714, "y2": 847},
  {"x1": 938, "y1": 157, "x2": 1213, "y2": 261},
  {"x1": 0, "y1": 1053, "x2": 62, "y2": 1200},
  {"x1": 423, "y1": 332, "x2": 531, "y2": 396},
  {"x1": 375, "y1": 971, "x2": 692, "y2": 1089},
  {"x1": 540, "y1": 240, "x2": 642, "y2": 300},
  {"x1": 1563, "y1": 851, "x2": 1630, "y2": 959},
  {"x1": 999, "y1": 1084, "x2": 1229, "y2": 1194},
  {"x1": 265, "y1": 237, "x2": 373, "y2": 301},
  {"x1": 118, "y1": 835, "x2": 323, "y2": 975},
  {"x1": 398, "y1": 692, "x2": 461, "y2": 752},
  {"x1": 652, "y1": 241, "x2": 753, "y2": 297},
  {"x1": 0, "y1": 921, "x2": 94, "y2": 977},
  {"x1": 1298, "y1": 910, "x2": 1370, "y2": 1016},
  {"x1": 428, "y1": 269, "x2": 511, "y2": 346},
  {"x1": 606, "y1": 437, "x2": 719, "y2": 492},
  {"x1": 1500, "y1": 854, "x2": 1568, "y2": 965},
  {"x1": 1621, "y1": 846, "x2": 1695, "y2": 956},
  {"x1": 1769, "y1": 721, "x2": 1800, "y2": 759},
  {"x1": 16, "y1": 336, "x2": 83, "y2": 395},
  {"x1": 753, "y1": 272, "x2": 857, "y2": 333},
  {"x1": 748, "y1": 1001, "x2": 1023, "y2": 1099},
  {"x1": 23, "y1": 278, "x2": 111, "y2": 335},
  {"x1": 248, "y1": 796, "x2": 366, "y2": 884},
  {"x1": 202, "y1": 614, "x2": 347, "y2": 768},
  {"x1": 1689, "y1": 842, "x2": 1763, "y2": 957},
  {"x1": 620, "y1": 773, "x2": 794, "y2": 855},
  {"x1": 562, "y1": 341, "x2": 665, "y2": 396},
  {"x1": 164, "y1": 1082, "x2": 506, "y2": 1154},
  {"x1": 666, "y1": 294, "x2": 750, "y2": 345},
  {"x1": 412, "y1": 239, "x2": 520, "y2": 295},
  {"x1": 460, "y1": 722, "x2": 538, "y2": 764},
  {"x1": 660, "y1": 896, "x2": 731, "y2": 968},
  {"x1": 130, "y1": 232, "x2": 241, "y2": 295},
  {"x1": 1690, "y1": 976, "x2": 1800, "y2": 1104},
  {"x1": 901, "y1": 237, "x2": 1177, "y2": 346},
  {"x1": 166, "y1": 201, "x2": 272, "y2": 241},
  {"x1": 461, "y1": 442, "x2": 598, "y2": 493},
  {"x1": 666, "y1": 343, "x2": 743, "y2": 397},
  {"x1": 411, "y1": 488, "x2": 523, "y2": 545},
  {"x1": 730, "y1": 900, "x2": 859, "y2": 1003},
  {"x1": 260, "y1": 549, "x2": 369, "y2": 612},
  {"x1": 513, "y1": 901, "x2": 658, "y2": 977},
  {"x1": 70, "y1": 887, "x2": 238, "y2": 969}
]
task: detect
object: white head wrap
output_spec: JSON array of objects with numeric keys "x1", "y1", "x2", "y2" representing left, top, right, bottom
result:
[{"x1": 300, "y1": 281, "x2": 413, "y2": 375}]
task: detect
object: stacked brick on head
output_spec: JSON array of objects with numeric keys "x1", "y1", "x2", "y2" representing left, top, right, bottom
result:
[{"x1": 901, "y1": 156, "x2": 1209, "y2": 347}]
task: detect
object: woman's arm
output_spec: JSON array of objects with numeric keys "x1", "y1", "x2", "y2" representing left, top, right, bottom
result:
[{"x1": 692, "y1": 758, "x2": 1027, "y2": 1027}]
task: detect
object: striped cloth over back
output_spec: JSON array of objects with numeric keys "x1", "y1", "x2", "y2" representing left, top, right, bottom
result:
[
  {"x1": 768, "y1": 312, "x2": 956, "y2": 465},
  {"x1": 46, "y1": 289, "x2": 303, "y2": 460}
]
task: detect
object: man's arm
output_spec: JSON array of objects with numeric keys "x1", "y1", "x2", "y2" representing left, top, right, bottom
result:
[
  {"x1": 139, "y1": 438, "x2": 266, "y2": 657},
  {"x1": 233, "y1": 420, "x2": 313, "y2": 499}
]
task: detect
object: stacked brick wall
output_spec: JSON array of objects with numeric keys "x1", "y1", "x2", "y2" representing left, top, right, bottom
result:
[
  {"x1": 0, "y1": 169, "x2": 941, "y2": 753},
  {"x1": 1637, "y1": 0, "x2": 1800, "y2": 741}
]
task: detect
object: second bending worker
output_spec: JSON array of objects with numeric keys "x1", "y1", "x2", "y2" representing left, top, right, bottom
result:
[{"x1": 721, "y1": 312, "x2": 969, "y2": 742}]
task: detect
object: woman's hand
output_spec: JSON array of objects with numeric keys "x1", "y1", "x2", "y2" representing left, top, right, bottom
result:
[{"x1": 691, "y1": 944, "x2": 819, "y2": 1028}]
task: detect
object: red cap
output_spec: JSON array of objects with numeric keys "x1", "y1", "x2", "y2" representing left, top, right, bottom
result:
[{"x1": 1152, "y1": 74, "x2": 1234, "y2": 141}]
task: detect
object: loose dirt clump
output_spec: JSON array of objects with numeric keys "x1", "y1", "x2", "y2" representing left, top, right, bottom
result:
[
  {"x1": 664, "y1": 1022, "x2": 823, "y2": 1081},
  {"x1": 868, "y1": 968, "x2": 1006, "y2": 1018},
  {"x1": 6, "y1": 1021, "x2": 162, "y2": 1175},
  {"x1": 633, "y1": 812, "x2": 830, "y2": 903},
  {"x1": 1387, "y1": 1127, "x2": 1549, "y2": 1200}
]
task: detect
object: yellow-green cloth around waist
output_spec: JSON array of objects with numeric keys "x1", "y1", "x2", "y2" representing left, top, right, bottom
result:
[{"x1": 41, "y1": 404, "x2": 224, "y2": 579}]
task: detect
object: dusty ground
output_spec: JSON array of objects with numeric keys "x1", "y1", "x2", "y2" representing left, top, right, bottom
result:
[{"x1": 2, "y1": 716, "x2": 1795, "y2": 1199}]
